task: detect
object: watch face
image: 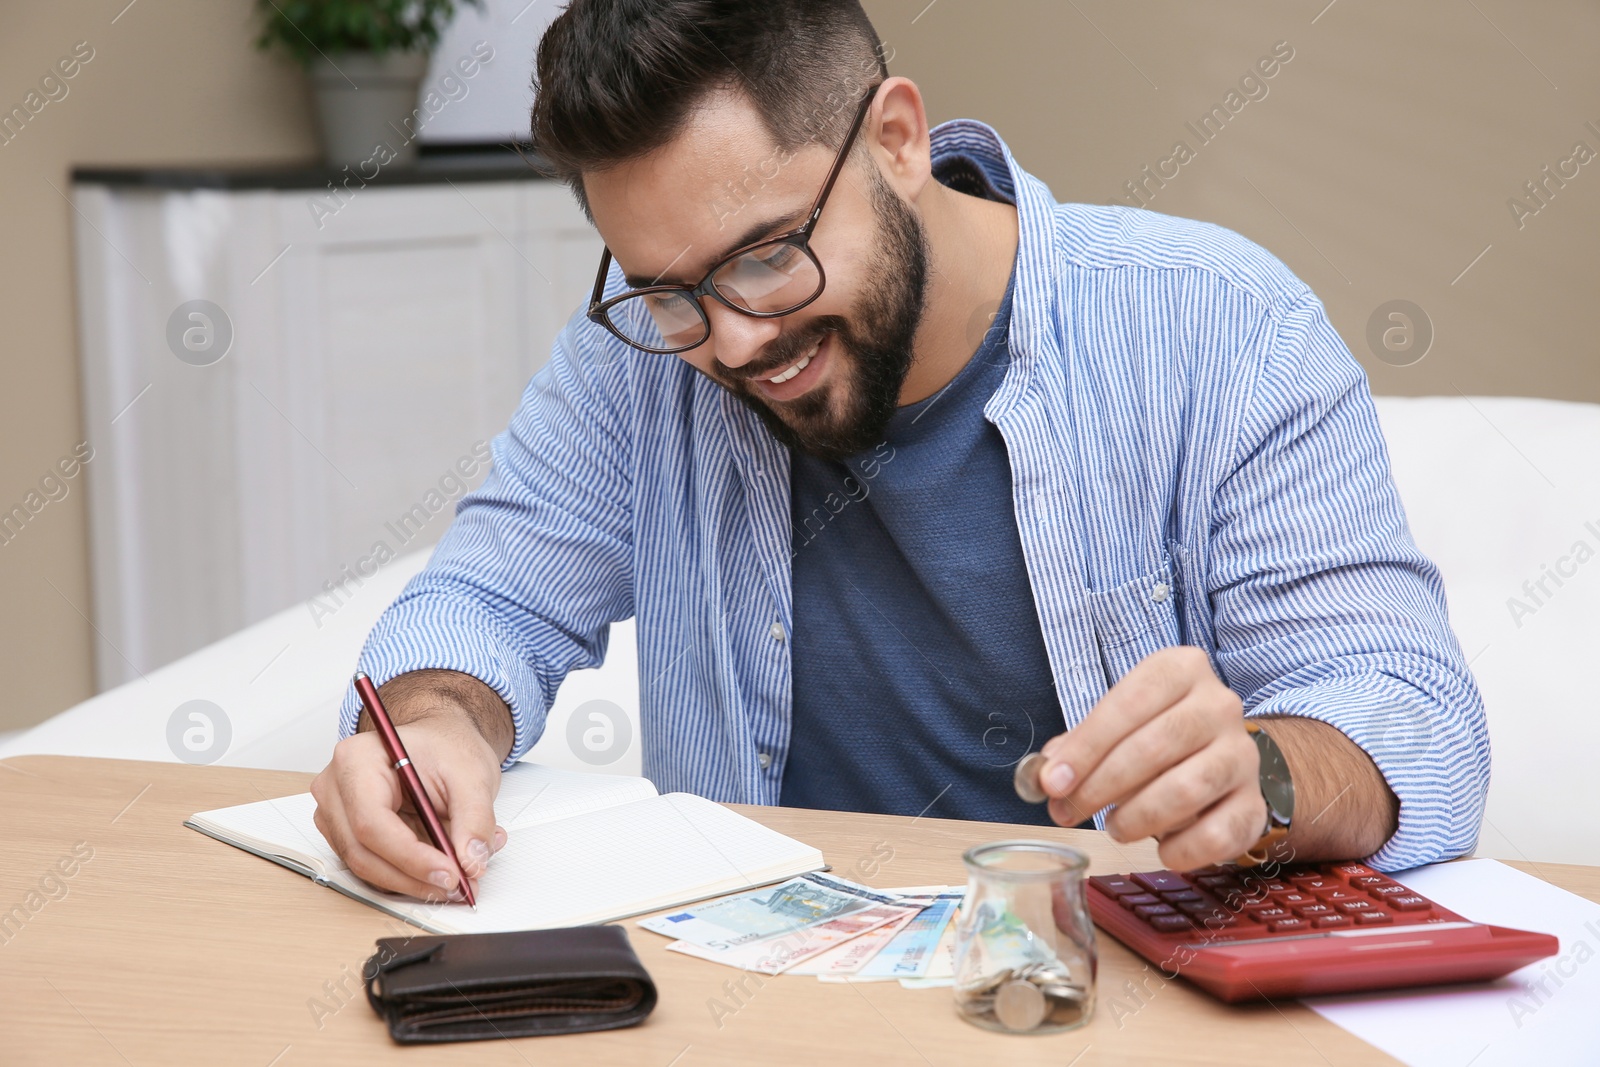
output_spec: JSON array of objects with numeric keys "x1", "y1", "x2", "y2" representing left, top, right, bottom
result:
[{"x1": 1252, "y1": 728, "x2": 1296, "y2": 824}]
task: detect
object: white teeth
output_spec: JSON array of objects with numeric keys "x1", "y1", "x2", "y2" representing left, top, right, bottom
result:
[
  {"x1": 765, "y1": 338, "x2": 823, "y2": 384},
  {"x1": 768, "y1": 355, "x2": 809, "y2": 383}
]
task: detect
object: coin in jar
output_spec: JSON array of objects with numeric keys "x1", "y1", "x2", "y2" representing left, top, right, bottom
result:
[
  {"x1": 993, "y1": 978, "x2": 1050, "y2": 1031},
  {"x1": 1013, "y1": 752, "x2": 1049, "y2": 804}
]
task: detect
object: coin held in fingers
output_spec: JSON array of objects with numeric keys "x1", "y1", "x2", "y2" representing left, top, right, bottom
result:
[{"x1": 1013, "y1": 752, "x2": 1049, "y2": 804}]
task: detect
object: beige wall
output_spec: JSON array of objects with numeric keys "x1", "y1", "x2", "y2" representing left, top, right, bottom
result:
[
  {"x1": 2, "y1": 0, "x2": 1595, "y2": 731},
  {"x1": 864, "y1": 0, "x2": 1600, "y2": 401}
]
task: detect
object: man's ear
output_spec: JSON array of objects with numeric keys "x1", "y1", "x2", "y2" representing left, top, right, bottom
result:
[{"x1": 869, "y1": 77, "x2": 933, "y2": 202}]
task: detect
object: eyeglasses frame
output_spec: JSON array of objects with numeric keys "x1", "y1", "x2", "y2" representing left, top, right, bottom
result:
[{"x1": 585, "y1": 82, "x2": 883, "y2": 355}]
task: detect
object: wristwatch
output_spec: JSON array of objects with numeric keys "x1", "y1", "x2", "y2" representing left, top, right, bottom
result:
[{"x1": 1235, "y1": 720, "x2": 1295, "y2": 867}]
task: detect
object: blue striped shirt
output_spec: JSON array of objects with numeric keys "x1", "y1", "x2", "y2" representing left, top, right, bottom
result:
[{"x1": 338, "y1": 119, "x2": 1489, "y2": 872}]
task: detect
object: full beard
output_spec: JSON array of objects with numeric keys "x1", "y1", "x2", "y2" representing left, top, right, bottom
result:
[{"x1": 715, "y1": 167, "x2": 931, "y2": 463}]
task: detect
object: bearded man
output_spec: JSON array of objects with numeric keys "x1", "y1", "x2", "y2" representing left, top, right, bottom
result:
[{"x1": 311, "y1": 0, "x2": 1487, "y2": 904}]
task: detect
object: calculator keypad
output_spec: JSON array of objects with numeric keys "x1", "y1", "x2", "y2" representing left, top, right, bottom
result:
[{"x1": 1089, "y1": 861, "x2": 1454, "y2": 943}]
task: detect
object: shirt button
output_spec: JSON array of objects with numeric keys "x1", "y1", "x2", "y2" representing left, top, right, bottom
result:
[
  {"x1": 769, "y1": 621, "x2": 785, "y2": 642},
  {"x1": 1151, "y1": 582, "x2": 1170, "y2": 603},
  {"x1": 758, "y1": 752, "x2": 773, "y2": 769}
]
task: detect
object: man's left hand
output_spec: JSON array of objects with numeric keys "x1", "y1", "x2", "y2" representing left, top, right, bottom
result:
[{"x1": 1039, "y1": 646, "x2": 1267, "y2": 870}]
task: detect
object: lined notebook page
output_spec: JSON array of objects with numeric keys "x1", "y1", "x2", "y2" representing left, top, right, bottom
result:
[
  {"x1": 191, "y1": 762, "x2": 658, "y2": 874},
  {"x1": 364, "y1": 792, "x2": 825, "y2": 934},
  {"x1": 494, "y1": 762, "x2": 657, "y2": 830},
  {"x1": 192, "y1": 791, "x2": 347, "y2": 873}
]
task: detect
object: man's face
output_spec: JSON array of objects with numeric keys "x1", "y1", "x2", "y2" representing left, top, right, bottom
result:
[{"x1": 583, "y1": 91, "x2": 930, "y2": 461}]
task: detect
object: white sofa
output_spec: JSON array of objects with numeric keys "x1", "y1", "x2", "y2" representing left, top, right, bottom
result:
[
  {"x1": 1370, "y1": 396, "x2": 1600, "y2": 868},
  {"x1": 0, "y1": 551, "x2": 641, "y2": 779},
  {"x1": 3, "y1": 396, "x2": 1595, "y2": 865}
]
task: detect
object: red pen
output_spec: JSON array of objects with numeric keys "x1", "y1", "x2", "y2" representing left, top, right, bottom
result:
[{"x1": 352, "y1": 672, "x2": 477, "y2": 909}]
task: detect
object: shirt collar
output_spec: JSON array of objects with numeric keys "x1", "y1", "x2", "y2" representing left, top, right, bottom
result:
[{"x1": 927, "y1": 120, "x2": 1063, "y2": 412}]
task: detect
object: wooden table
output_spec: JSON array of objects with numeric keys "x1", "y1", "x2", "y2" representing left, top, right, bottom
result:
[{"x1": 3, "y1": 756, "x2": 1595, "y2": 1066}]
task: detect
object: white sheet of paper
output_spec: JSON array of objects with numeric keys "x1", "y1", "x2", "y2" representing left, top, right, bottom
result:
[{"x1": 1304, "y1": 858, "x2": 1600, "y2": 1066}]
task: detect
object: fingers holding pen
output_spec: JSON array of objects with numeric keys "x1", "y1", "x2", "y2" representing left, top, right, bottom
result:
[{"x1": 312, "y1": 748, "x2": 463, "y2": 901}]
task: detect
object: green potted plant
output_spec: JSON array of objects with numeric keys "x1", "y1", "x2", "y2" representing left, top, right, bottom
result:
[{"x1": 256, "y1": 0, "x2": 482, "y2": 166}]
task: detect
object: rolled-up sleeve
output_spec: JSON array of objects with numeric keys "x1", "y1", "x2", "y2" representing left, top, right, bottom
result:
[
  {"x1": 1207, "y1": 292, "x2": 1490, "y2": 871},
  {"x1": 337, "y1": 312, "x2": 635, "y2": 769}
]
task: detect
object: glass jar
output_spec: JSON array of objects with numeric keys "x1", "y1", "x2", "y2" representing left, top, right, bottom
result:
[{"x1": 953, "y1": 840, "x2": 1097, "y2": 1034}]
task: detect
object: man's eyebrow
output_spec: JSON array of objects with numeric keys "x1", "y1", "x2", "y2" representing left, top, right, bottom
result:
[{"x1": 623, "y1": 206, "x2": 810, "y2": 288}]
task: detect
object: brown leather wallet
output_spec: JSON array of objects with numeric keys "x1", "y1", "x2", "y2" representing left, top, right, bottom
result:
[{"x1": 362, "y1": 925, "x2": 657, "y2": 1044}]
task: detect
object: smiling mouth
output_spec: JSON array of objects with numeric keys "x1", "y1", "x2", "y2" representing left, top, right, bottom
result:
[{"x1": 757, "y1": 335, "x2": 824, "y2": 385}]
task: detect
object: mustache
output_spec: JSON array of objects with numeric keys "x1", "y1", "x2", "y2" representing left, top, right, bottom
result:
[{"x1": 721, "y1": 322, "x2": 841, "y2": 383}]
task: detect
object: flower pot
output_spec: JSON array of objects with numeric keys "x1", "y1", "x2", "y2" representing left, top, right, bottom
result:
[{"x1": 309, "y1": 51, "x2": 430, "y2": 167}]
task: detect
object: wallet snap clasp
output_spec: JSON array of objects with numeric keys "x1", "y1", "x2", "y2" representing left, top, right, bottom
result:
[{"x1": 377, "y1": 941, "x2": 442, "y2": 975}]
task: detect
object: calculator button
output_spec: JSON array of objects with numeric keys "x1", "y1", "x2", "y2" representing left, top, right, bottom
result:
[
  {"x1": 1149, "y1": 914, "x2": 1193, "y2": 934},
  {"x1": 1233, "y1": 884, "x2": 1275, "y2": 902},
  {"x1": 1387, "y1": 895, "x2": 1432, "y2": 912},
  {"x1": 1161, "y1": 889, "x2": 1204, "y2": 904},
  {"x1": 1355, "y1": 910, "x2": 1394, "y2": 924},
  {"x1": 1119, "y1": 893, "x2": 1160, "y2": 909},
  {"x1": 1313, "y1": 914, "x2": 1352, "y2": 929},
  {"x1": 1196, "y1": 875, "x2": 1241, "y2": 891},
  {"x1": 1174, "y1": 896, "x2": 1220, "y2": 913},
  {"x1": 1294, "y1": 903, "x2": 1334, "y2": 918},
  {"x1": 1336, "y1": 899, "x2": 1378, "y2": 914},
  {"x1": 1368, "y1": 884, "x2": 1411, "y2": 899},
  {"x1": 1351, "y1": 875, "x2": 1394, "y2": 889},
  {"x1": 1269, "y1": 918, "x2": 1310, "y2": 933},
  {"x1": 1193, "y1": 910, "x2": 1239, "y2": 928},
  {"x1": 1331, "y1": 863, "x2": 1379, "y2": 881},
  {"x1": 1292, "y1": 876, "x2": 1338, "y2": 892},
  {"x1": 1245, "y1": 905, "x2": 1291, "y2": 922},
  {"x1": 1273, "y1": 891, "x2": 1314, "y2": 906},
  {"x1": 1090, "y1": 876, "x2": 1144, "y2": 897},
  {"x1": 1133, "y1": 871, "x2": 1193, "y2": 894},
  {"x1": 1135, "y1": 903, "x2": 1177, "y2": 918},
  {"x1": 1318, "y1": 888, "x2": 1363, "y2": 903}
]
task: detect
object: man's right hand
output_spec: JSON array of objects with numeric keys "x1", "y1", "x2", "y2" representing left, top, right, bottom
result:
[{"x1": 311, "y1": 670, "x2": 515, "y2": 903}]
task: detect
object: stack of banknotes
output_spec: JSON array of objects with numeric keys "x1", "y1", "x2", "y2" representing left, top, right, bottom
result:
[{"x1": 637, "y1": 872, "x2": 965, "y2": 987}]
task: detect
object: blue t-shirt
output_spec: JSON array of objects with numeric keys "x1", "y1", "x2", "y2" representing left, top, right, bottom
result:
[{"x1": 782, "y1": 270, "x2": 1065, "y2": 825}]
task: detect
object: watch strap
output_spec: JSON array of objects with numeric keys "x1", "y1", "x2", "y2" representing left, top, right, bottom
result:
[
  {"x1": 1235, "y1": 824, "x2": 1289, "y2": 868},
  {"x1": 1235, "y1": 721, "x2": 1292, "y2": 868}
]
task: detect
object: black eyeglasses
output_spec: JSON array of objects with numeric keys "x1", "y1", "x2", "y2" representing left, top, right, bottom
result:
[{"x1": 586, "y1": 84, "x2": 882, "y2": 355}]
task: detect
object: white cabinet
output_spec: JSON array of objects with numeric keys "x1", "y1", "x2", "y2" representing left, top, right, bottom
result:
[{"x1": 72, "y1": 166, "x2": 600, "y2": 689}]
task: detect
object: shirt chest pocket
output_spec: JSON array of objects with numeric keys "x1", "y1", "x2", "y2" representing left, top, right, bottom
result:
[{"x1": 1084, "y1": 557, "x2": 1184, "y2": 686}]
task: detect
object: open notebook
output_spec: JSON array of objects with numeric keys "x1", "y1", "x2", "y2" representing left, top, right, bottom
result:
[{"x1": 185, "y1": 763, "x2": 825, "y2": 934}]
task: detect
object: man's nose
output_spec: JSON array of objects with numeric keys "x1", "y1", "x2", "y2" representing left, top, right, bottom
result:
[{"x1": 702, "y1": 300, "x2": 782, "y2": 371}]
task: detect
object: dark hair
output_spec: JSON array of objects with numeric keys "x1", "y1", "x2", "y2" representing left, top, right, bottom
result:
[{"x1": 531, "y1": 0, "x2": 889, "y2": 218}]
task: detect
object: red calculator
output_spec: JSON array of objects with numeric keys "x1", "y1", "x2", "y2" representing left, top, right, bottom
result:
[{"x1": 1088, "y1": 861, "x2": 1559, "y2": 1002}]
